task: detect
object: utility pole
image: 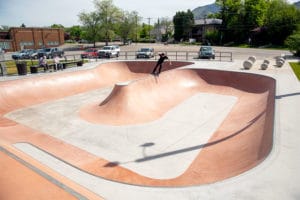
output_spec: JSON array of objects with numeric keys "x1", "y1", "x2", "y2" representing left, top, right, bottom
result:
[
  {"x1": 135, "y1": 15, "x2": 138, "y2": 44},
  {"x1": 147, "y1": 17, "x2": 151, "y2": 39},
  {"x1": 0, "y1": 51, "x2": 7, "y2": 76}
]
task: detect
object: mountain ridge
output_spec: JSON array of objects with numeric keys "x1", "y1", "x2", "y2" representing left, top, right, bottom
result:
[{"x1": 192, "y1": 1, "x2": 300, "y2": 19}]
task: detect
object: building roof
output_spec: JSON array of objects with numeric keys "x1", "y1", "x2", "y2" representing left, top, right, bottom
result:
[{"x1": 194, "y1": 18, "x2": 222, "y2": 25}]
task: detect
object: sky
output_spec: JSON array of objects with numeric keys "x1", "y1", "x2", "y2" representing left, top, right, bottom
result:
[{"x1": 0, "y1": 0, "x2": 299, "y2": 27}]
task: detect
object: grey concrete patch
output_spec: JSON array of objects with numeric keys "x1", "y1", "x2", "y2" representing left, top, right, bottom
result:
[{"x1": 6, "y1": 88, "x2": 237, "y2": 179}]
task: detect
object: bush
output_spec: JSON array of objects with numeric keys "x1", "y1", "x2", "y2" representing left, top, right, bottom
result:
[
  {"x1": 205, "y1": 30, "x2": 221, "y2": 45},
  {"x1": 137, "y1": 39, "x2": 156, "y2": 43},
  {"x1": 285, "y1": 32, "x2": 300, "y2": 57}
]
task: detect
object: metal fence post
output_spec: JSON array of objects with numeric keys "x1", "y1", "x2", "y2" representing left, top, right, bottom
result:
[{"x1": 0, "y1": 53, "x2": 7, "y2": 76}]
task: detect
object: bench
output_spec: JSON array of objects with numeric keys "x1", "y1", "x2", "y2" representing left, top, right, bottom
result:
[
  {"x1": 30, "y1": 60, "x2": 83, "y2": 73},
  {"x1": 30, "y1": 65, "x2": 50, "y2": 73},
  {"x1": 61, "y1": 60, "x2": 83, "y2": 69}
]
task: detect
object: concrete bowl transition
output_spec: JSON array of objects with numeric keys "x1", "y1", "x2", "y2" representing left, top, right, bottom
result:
[{"x1": 0, "y1": 61, "x2": 275, "y2": 194}]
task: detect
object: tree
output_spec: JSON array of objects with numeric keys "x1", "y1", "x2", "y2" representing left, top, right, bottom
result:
[
  {"x1": 78, "y1": 11, "x2": 101, "y2": 47},
  {"x1": 78, "y1": 0, "x2": 123, "y2": 46},
  {"x1": 285, "y1": 24, "x2": 300, "y2": 56},
  {"x1": 173, "y1": 10, "x2": 194, "y2": 42},
  {"x1": 94, "y1": 0, "x2": 122, "y2": 45},
  {"x1": 153, "y1": 18, "x2": 173, "y2": 42},
  {"x1": 51, "y1": 24, "x2": 64, "y2": 29},
  {"x1": 139, "y1": 23, "x2": 152, "y2": 40},
  {"x1": 67, "y1": 26, "x2": 82, "y2": 41},
  {"x1": 215, "y1": 0, "x2": 299, "y2": 46},
  {"x1": 285, "y1": 33, "x2": 300, "y2": 56},
  {"x1": 264, "y1": 0, "x2": 300, "y2": 45},
  {"x1": 216, "y1": 0, "x2": 245, "y2": 44},
  {"x1": 118, "y1": 11, "x2": 140, "y2": 44},
  {"x1": 244, "y1": 0, "x2": 268, "y2": 29}
]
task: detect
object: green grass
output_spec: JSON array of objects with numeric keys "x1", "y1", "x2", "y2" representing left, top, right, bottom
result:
[
  {"x1": 3, "y1": 59, "x2": 86, "y2": 75},
  {"x1": 5, "y1": 60, "x2": 39, "y2": 75},
  {"x1": 290, "y1": 62, "x2": 300, "y2": 81}
]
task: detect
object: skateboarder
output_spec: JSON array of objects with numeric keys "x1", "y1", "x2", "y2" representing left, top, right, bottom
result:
[{"x1": 151, "y1": 53, "x2": 171, "y2": 76}]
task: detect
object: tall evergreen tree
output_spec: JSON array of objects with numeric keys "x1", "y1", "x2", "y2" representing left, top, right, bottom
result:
[{"x1": 173, "y1": 10, "x2": 194, "y2": 41}]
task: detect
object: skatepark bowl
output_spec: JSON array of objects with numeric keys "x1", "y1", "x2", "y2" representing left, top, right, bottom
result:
[{"x1": 0, "y1": 61, "x2": 275, "y2": 195}]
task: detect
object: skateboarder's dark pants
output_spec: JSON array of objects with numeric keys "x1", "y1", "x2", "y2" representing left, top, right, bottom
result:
[{"x1": 152, "y1": 62, "x2": 163, "y2": 74}]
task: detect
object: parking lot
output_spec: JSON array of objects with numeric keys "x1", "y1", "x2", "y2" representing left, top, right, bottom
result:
[{"x1": 2, "y1": 42, "x2": 292, "y2": 62}]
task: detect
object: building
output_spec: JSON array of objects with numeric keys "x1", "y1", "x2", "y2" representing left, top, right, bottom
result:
[
  {"x1": 0, "y1": 27, "x2": 64, "y2": 52},
  {"x1": 192, "y1": 18, "x2": 222, "y2": 43}
]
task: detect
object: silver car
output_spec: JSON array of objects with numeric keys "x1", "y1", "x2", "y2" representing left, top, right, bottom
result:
[
  {"x1": 136, "y1": 48, "x2": 154, "y2": 58},
  {"x1": 198, "y1": 46, "x2": 215, "y2": 59}
]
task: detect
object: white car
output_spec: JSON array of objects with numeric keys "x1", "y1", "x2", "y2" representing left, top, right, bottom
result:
[
  {"x1": 136, "y1": 48, "x2": 154, "y2": 58},
  {"x1": 98, "y1": 45, "x2": 120, "y2": 58}
]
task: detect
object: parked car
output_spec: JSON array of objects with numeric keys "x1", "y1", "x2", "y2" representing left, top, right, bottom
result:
[
  {"x1": 30, "y1": 49, "x2": 45, "y2": 59},
  {"x1": 81, "y1": 48, "x2": 98, "y2": 59},
  {"x1": 38, "y1": 47, "x2": 64, "y2": 59},
  {"x1": 198, "y1": 46, "x2": 215, "y2": 59},
  {"x1": 22, "y1": 49, "x2": 37, "y2": 59},
  {"x1": 136, "y1": 48, "x2": 154, "y2": 58},
  {"x1": 12, "y1": 49, "x2": 33, "y2": 60},
  {"x1": 26, "y1": 49, "x2": 37, "y2": 59},
  {"x1": 98, "y1": 45, "x2": 120, "y2": 58}
]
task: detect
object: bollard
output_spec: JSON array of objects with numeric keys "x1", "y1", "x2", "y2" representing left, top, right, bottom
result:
[
  {"x1": 243, "y1": 60, "x2": 253, "y2": 70},
  {"x1": 261, "y1": 60, "x2": 270, "y2": 70},
  {"x1": 276, "y1": 57, "x2": 285, "y2": 67},
  {"x1": 248, "y1": 56, "x2": 256, "y2": 63},
  {"x1": 243, "y1": 56, "x2": 256, "y2": 70}
]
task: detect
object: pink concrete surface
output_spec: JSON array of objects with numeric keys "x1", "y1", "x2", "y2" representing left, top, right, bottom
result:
[{"x1": 0, "y1": 61, "x2": 275, "y2": 198}]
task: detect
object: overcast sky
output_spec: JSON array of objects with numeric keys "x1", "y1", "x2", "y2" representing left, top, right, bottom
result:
[{"x1": 0, "y1": 0, "x2": 298, "y2": 27}]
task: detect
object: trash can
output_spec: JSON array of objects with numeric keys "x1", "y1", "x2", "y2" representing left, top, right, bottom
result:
[
  {"x1": 30, "y1": 66, "x2": 38, "y2": 73},
  {"x1": 16, "y1": 62, "x2": 27, "y2": 75},
  {"x1": 77, "y1": 60, "x2": 83, "y2": 66}
]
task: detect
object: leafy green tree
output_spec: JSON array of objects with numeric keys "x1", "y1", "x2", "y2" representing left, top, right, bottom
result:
[
  {"x1": 215, "y1": 0, "x2": 299, "y2": 46},
  {"x1": 66, "y1": 25, "x2": 82, "y2": 41},
  {"x1": 51, "y1": 24, "x2": 64, "y2": 29},
  {"x1": 265, "y1": 0, "x2": 300, "y2": 45},
  {"x1": 95, "y1": 0, "x2": 122, "y2": 45},
  {"x1": 205, "y1": 30, "x2": 221, "y2": 45},
  {"x1": 78, "y1": 11, "x2": 101, "y2": 47},
  {"x1": 244, "y1": 0, "x2": 268, "y2": 29},
  {"x1": 285, "y1": 27, "x2": 300, "y2": 56},
  {"x1": 118, "y1": 11, "x2": 140, "y2": 44},
  {"x1": 216, "y1": 0, "x2": 244, "y2": 44},
  {"x1": 173, "y1": 10, "x2": 194, "y2": 41},
  {"x1": 78, "y1": 0, "x2": 123, "y2": 46},
  {"x1": 139, "y1": 23, "x2": 152, "y2": 39}
]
